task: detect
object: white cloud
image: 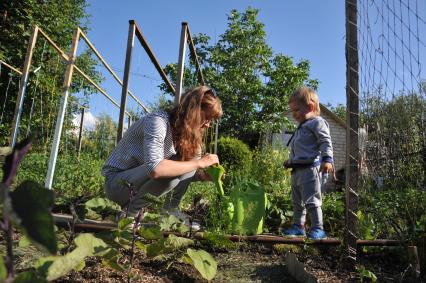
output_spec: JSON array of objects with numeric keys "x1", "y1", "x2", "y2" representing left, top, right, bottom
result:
[{"x1": 71, "y1": 111, "x2": 97, "y2": 135}]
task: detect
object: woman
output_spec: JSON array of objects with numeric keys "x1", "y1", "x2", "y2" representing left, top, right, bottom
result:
[{"x1": 102, "y1": 86, "x2": 222, "y2": 227}]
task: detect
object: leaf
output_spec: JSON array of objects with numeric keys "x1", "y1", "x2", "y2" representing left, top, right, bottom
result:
[
  {"x1": 36, "y1": 233, "x2": 109, "y2": 281},
  {"x1": 18, "y1": 235, "x2": 31, "y2": 248},
  {"x1": 165, "y1": 234, "x2": 194, "y2": 250},
  {"x1": 12, "y1": 271, "x2": 47, "y2": 283},
  {"x1": 139, "y1": 225, "x2": 162, "y2": 240},
  {"x1": 159, "y1": 215, "x2": 181, "y2": 231},
  {"x1": 141, "y1": 193, "x2": 162, "y2": 205},
  {"x1": 206, "y1": 164, "x2": 225, "y2": 196},
  {"x1": 118, "y1": 217, "x2": 134, "y2": 230},
  {"x1": 145, "y1": 239, "x2": 166, "y2": 257},
  {"x1": 10, "y1": 180, "x2": 57, "y2": 254},
  {"x1": 135, "y1": 240, "x2": 146, "y2": 251},
  {"x1": 186, "y1": 248, "x2": 217, "y2": 281},
  {"x1": 0, "y1": 256, "x2": 6, "y2": 282},
  {"x1": 2, "y1": 138, "x2": 32, "y2": 186},
  {"x1": 100, "y1": 249, "x2": 126, "y2": 272}
]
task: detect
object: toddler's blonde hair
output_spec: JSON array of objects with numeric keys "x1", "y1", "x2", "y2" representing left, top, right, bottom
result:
[{"x1": 289, "y1": 86, "x2": 321, "y2": 116}]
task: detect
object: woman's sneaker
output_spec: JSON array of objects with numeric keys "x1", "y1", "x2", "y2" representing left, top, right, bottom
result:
[
  {"x1": 161, "y1": 208, "x2": 201, "y2": 231},
  {"x1": 282, "y1": 224, "x2": 306, "y2": 237},
  {"x1": 307, "y1": 227, "x2": 327, "y2": 239}
]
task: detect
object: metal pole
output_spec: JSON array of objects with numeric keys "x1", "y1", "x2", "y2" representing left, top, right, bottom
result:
[
  {"x1": 77, "y1": 107, "x2": 85, "y2": 158},
  {"x1": 214, "y1": 120, "x2": 219, "y2": 154},
  {"x1": 117, "y1": 21, "x2": 136, "y2": 142},
  {"x1": 128, "y1": 114, "x2": 132, "y2": 129},
  {"x1": 344, "y1": 0, "x2": 359, "y2": 269},
  {"x1": 175, "y1": 22, "x2": 188, "y2": 106},
  {"x1": 45, "y1": 29, "x2": 80, "y2": 190},
  {"x1": 10, "y1": 26, "x2": 39, "y2": 147}
]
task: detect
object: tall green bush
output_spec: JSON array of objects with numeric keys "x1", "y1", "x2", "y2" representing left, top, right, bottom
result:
[{"x1": 216, "y1": 136, "x2": 252, "y2": 174}]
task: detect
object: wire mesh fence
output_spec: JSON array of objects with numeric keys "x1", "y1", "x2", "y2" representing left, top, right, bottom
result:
[{"x1": 357, "y1": 0, "x2": 426, "y2": 192}]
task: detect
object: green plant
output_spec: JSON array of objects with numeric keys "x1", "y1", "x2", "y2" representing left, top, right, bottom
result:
[
  {"x1": 216, "y1": 136, "x2": 252, "y2": 176},
  {"x1": 322, "y1": 192, "x2": 345, "y2": 238},
  {"x1": 356, "y1": 265, "x2": 377, "y2": 282},
  {"x1": 15, "y1": 152, "x2": 105, "y2": 199},
  {"x1": 0, "y1": 139, "x2": 58, "y2": 282},
  {"x1": 250, "y1": 145, "x2": 290, "y2": 190}
]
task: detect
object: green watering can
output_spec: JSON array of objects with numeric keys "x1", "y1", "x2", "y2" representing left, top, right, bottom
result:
[
  {"x1": 206, "y1": 165, "x2": 267, "y2": 236},
  {"x1": 230, "y1": 182, "x2": 267, "y2": 235}
]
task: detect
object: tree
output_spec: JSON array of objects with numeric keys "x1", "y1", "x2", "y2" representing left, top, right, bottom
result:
[
  {"x1": 0, "y1": 0, "x2": 101, "y2": 147},
  {"x1": 361, "y1": 90, "x2": 426, "y2": 189},
  {"x1": 325, "y1": 102, "x2": 346, "y2": 121},
  {"x1": 84, "y1": 113, "x2": 117, "y2": 159},
  {"x1": 160, "y1": 7, "x2": 317, "y2": 147}
]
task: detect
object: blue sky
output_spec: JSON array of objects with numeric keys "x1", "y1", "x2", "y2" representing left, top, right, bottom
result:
[{"x1": 80, "y1": 0, "x2": 424, "y2": 119}]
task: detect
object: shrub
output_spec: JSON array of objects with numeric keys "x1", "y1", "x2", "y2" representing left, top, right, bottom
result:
[
  {"x1": 15, "y1": 152, "x2": 105, "y2": 199},
  {"x1": 250, "y1": 145, "x2": 290, "y2": 190},
  {"x1": 216, "y1": 136, "x2": 252, "y2": 174}
]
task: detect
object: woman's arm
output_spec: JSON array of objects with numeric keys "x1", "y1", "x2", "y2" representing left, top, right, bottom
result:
[{"x1": 150, "y1": 153, "x2": 219, "y2": 179}]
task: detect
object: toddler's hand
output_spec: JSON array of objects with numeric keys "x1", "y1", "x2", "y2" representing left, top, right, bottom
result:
[
  {"x1": 283, "y1": 160, "x2": 291, "y2": 169},
  {"x1": 321, "y1": 162, "x2": 333, "y2": 174}
]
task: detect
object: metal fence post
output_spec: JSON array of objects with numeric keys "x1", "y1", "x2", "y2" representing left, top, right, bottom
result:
[
  {"x1": 10, "y1": 26, "x2": 39, "y2": 147},
  {"x1": 344, "y1": 0, "x2": 360, "y2": 269},
  {"x1": 117, "y1": 21, "x2": 136, "y2": 142},
  {"x1": 45, "y1": 28, "x2": 80, "y2": 190},
  {"x1": 175, "y1": 22, "x2": 188, "y2": 106}
]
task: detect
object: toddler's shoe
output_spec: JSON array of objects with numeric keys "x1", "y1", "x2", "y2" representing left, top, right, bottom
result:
[
  {"x1": 282, "y1": 224, "x2": 306, "y2": 237},
  {"x1": 307, "y1": 227, "x2": 327, "y2": 239}
]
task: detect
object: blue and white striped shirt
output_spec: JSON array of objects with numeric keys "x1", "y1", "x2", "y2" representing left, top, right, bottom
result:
[{"x1": 102, "y1": 110, "x2": 176, "y2": 179}]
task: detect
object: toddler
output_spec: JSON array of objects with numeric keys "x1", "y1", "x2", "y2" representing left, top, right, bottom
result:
[{"x1": 283, "y1": 86, "x2": 334, "y2": 239}]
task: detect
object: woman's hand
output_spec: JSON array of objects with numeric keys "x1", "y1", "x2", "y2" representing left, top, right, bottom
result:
[
  {"x1": 193, "y1": 169, "x2": 212, "y2": 181},
  {"x1": 198, "y1": 153, "x2": 219, "y2": 169}
]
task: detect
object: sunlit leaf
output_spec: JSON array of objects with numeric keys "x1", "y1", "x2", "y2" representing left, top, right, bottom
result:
[
  {"x1": 139, "y1": 225, "x2": 162, "y2": 240},
  {"x1": 186, "y1": 248, "x2": 217, "y2": 281},
  {"x1": 206, "y1": 164, "x2": 225, "y2": 196}
]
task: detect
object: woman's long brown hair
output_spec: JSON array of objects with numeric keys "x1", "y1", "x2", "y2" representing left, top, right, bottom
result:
[{"x1": 169, "y1": 86, "x2": 222, "y2": 160}]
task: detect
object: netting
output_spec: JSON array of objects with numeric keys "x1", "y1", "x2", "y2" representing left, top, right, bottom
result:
[{"x1": 358, "y1": 0, "x2": 426, "y2": 191}]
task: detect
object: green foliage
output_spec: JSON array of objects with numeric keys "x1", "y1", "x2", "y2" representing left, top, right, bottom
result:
[
  {"x1": 324, "y1": 102, "x2": 346, "y2": 121},
  {"x1": 264, "y1": 194, "x2": 292, "y2": 233},
  {"x1": 10, "y1": 180, "x2": 57, "y2": 254},
  {"x1": 356, "y1": 265, "x2": 377, "y2": 282},
  {"x1": 358, "y1": 187, "x2": 426, "y2": 242},
  {"x1": 36, "y1": 233, "x2": 109, "y2": 281},
  {"x1": 216, "y1": 136, "x2": 252, "y2": 177},
  {"x1": 200, "y1": 231, "x2": 238, "y2": 250},
  {"x1": 83, "y1": 113, "x2": 118, "y2": 160},
  {"x1": 250, "y1": 146, "x2": 290, "y2": 190},
  {"x1": 109, "y1": 211, "x2": 217, "y2": 281},
  {"x1": 361, "y1": 92, "x2": 425, "y2": 189},
  {"x1": 15, "y1": 152, "x2": 105, "y2": 199},
  {"x1": 161, "y1": 7, "x2": 318, "y2": 146},
  {"x1": 0, "y1": 0, "x2": 102, "y2": 147},
  {"x1": 322, "y1": 192, "x2": 345, "y2": 237},
  {"x1": 0, "y1": 256, "x2": 6, "y2": 282}
]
